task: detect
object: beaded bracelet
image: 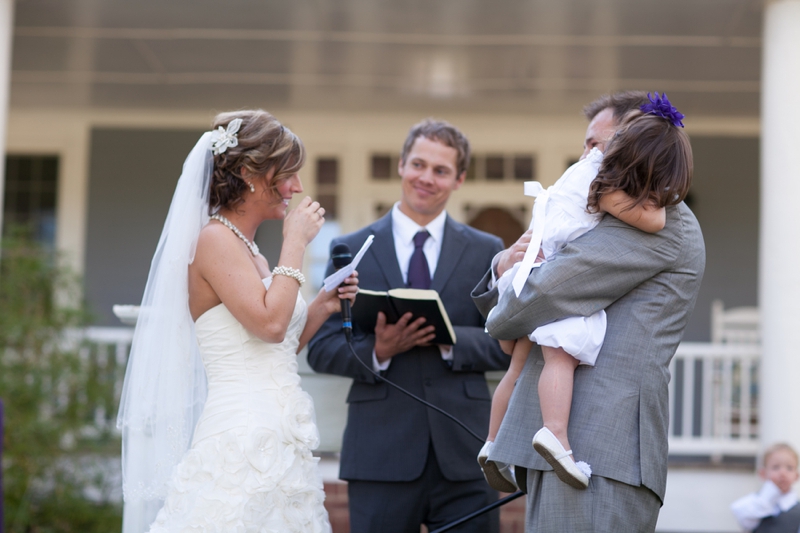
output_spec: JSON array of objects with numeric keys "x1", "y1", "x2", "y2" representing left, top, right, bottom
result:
[{"x1": 272, "y1": 265, "x2": 305, "y2": 286}]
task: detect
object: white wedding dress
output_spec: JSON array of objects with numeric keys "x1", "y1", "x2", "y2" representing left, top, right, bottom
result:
[{"x1": 148, "y1": 278, "x2": 331, "y2": 533}]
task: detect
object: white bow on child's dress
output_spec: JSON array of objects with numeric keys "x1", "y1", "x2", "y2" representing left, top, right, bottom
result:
[{"x1": 511, "y1": 181, "x2": 549, "y2": 297}]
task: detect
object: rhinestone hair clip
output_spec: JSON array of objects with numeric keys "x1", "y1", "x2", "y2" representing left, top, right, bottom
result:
[{"x1": 210, "y1": 118, "x2": 243, "y2": 155}]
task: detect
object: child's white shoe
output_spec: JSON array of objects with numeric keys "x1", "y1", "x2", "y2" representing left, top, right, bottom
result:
[
  {"x1": 477, "y1": 440, "x2": 519, "y2": 493},
  {"x1": 532, "y1": 427, "x2": 590, "y2": 490}
]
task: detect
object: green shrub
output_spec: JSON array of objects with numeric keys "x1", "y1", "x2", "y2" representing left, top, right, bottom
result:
[{"x1": 1, "y1": 229, "x2": 123, "y2": 533}]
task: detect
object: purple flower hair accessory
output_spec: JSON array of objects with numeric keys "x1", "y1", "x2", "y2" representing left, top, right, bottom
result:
[{"x1": 640, "y1": 92, "x2": 685, "y2": 128}]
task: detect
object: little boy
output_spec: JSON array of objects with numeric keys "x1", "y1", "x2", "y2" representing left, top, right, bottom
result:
[{"x1": 731, "y1": 443, "x2": 800, "y2": 532}]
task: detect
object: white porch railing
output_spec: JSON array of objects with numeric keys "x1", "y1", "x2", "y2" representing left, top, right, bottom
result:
[
  {"x1": 63, "y1": 326, "x2": 134, "y2": 435},
  {"x1": 83, "y1": 326, "x2": 134, "y2": 423},
  {"x1": 75, "y1": 328, "x2": 761, "y2": 457},
  {"x1": 668, "y1": 342, "x2": 760, "y2": 456}
]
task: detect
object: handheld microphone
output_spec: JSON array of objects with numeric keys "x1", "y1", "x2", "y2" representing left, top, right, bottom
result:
[{"x1": 331, "y1": 243, "x2": 353, "y2": 342}]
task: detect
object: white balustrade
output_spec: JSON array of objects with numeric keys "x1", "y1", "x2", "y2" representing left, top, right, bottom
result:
[
  {"x1": 668, "y1": 342, "x2": 760, "y2": 456},
  {"x1": 71, "y1": 327, "x2": 761, "y2": 457},
  {"x1": 62, "y1": 326, "x2": 134, "y2": 437}
]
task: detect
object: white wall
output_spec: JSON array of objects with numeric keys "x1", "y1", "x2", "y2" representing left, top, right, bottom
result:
[{"x1": 658, "y1": 469, "x2": 767, "y2": 532}]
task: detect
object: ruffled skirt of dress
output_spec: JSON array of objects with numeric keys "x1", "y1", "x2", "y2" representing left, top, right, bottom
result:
[{"x1": 148, "y1": 425, "x2": 331, "y2": 533}]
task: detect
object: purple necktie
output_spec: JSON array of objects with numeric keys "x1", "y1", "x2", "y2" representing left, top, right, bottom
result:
[{"x1": 407, "y1": 230, "x2": 431, "y2": 289}]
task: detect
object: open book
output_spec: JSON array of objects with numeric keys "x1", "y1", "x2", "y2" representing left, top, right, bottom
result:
[{"x1": 352, "y1": 288, "x2": 457, "y2": 345}]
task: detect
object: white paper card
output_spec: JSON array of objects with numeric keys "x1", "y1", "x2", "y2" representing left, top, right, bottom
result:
[{"x1": 323, "y1": 234, "x2": 374, "y2": 292}]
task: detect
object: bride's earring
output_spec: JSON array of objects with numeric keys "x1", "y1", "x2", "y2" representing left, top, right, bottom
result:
[{"x1": 248, "y1": 181, "x2": 255, "y2": 193}]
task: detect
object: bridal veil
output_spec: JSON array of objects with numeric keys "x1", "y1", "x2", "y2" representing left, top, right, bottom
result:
[{"x1": 116, "y1": 132, "x2": 214, "y2": 533}]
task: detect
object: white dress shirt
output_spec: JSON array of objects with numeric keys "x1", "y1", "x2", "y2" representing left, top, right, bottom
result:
[
  {"x1": 730, "y1": 480, "x2": 800, "y2": 532},
  {"x1": 372, "y1": 203, "x2": 453, "y2": 371}
]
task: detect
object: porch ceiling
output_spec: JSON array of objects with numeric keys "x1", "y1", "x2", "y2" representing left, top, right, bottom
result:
[{"x1": 11, "y1": 0, "x2": 763, "y2": 116}]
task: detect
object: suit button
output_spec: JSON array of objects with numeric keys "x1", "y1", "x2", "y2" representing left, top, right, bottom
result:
[{"x1": 424, "y1": 379, "x2": 432, "y2": 386}]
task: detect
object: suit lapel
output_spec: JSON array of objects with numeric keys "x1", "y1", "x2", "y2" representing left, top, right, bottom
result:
[
  {"x1": 431, "y1": 215, "x2": 468, "y2": 293},
  {"x1": 367, "y1": 213, "x2": 406, "y2": 290}
]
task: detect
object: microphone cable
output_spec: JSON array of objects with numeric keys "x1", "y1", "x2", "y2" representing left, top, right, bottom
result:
[
  {"x1": 344, "y1": 340, "x2": 485, "y2": 443},
  {"x1": 331, "y1": 243, "x2": 486, "y2": 441},
  {"x1": 343, "y1": 337, "x2": 525, "y2": 533},
  {"x1": 328, "y1": 239, "x2": 524, "y2": 530},
  {"x1": 429, "y1": 491, "x2": 525, "y2": 533}
]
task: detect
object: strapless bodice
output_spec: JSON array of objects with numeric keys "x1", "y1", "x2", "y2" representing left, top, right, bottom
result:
[
  {"x1": 190, "y1": 278, "x2": 316, "y2": 447},
  {"x1": 148, "y1": 278, "x2": 330, "y2": 533}
]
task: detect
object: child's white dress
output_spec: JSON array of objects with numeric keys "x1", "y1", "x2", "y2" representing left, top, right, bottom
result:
[{"x1": 496, "y1": 147, "x2": 606, "y2": 366}]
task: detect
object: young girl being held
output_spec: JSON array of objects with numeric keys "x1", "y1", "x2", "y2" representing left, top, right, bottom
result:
[{"x1": 479, "y1": 94, "x2": 693, "y2": 491}]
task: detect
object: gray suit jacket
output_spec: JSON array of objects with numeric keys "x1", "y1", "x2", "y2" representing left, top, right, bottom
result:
[
  {"x1": 471, "y1": 203, "x2": 705, "y2": 502},
  {"x1": 307, "y1": 212, "x2": 508, "y2": 482}
]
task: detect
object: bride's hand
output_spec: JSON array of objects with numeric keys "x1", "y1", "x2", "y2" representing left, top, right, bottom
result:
[
  {"x1": 316, "y1": 271, "x2": 359, "y2": 315},
  {"x1": 283, "y1": 196, "x2": 325, "y2": 246}
]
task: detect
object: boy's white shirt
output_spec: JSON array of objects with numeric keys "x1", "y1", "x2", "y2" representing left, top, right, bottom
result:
[{"x1": 730, "y1": 480, "x2": 799, "y2": 531}]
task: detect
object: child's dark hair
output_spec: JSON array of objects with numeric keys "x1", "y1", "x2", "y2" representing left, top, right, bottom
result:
[{"x1": 587, "y1": 110, "x2": 693, "y2": 213}]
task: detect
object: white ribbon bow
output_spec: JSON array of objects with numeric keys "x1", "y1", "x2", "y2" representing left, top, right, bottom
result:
[{"x1": 511, "y1": 181, "x2": 548, "y2": 297}]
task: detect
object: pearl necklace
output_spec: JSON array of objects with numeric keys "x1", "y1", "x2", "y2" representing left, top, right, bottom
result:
[{"x1": 211, "y1": 213, "x2": 259, "y2": 257}]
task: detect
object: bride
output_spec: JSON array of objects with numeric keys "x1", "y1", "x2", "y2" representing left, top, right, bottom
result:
[{"x1": 116, "y1": 110, "x2": 357, "y2": 533}]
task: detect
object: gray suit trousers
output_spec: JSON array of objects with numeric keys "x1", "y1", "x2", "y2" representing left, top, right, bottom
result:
[{"x1": 525, "y1": 470, "x2": 661, "y2": 533}]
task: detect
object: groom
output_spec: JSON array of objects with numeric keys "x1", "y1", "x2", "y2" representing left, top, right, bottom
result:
[
  {"x1": 308, "y1": 118, "x2": 507, "y2": 533},
  {"x1": 471, "y1": 91, "x2": 706, "y2": 531}
]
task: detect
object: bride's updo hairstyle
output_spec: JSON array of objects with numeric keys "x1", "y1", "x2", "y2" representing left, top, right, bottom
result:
[
  {"x1": 209, "y1": 109, "x2": 305, "y2": 212},
  {"x1": 587, "y1": 110, "x2": 693, "y2": 213}
]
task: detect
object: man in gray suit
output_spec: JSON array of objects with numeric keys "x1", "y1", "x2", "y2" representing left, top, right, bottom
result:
[
  {"x1": 471, "y1": 92, "x2": 706, "y2": 531},
  {"x1": 308, "y1": 119, "x2": 508, "y2": 533}
]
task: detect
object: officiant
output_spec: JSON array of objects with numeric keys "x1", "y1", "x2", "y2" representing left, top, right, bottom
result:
[{"x1": 308, "y1": 118, "x2": 508, "y2": 533}]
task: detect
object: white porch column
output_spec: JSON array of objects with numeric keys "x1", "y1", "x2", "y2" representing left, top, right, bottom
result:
[
  {"x1": 0, "y1": 0, "x2": 13, "y2": 242},
  {"x1": 759, "y1": 0, "x2": 800, "y2": 453}
]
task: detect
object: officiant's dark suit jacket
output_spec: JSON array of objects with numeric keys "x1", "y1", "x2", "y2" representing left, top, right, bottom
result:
[{"x1": 307, "y1": 211, "x2": 508, "y2": 482}]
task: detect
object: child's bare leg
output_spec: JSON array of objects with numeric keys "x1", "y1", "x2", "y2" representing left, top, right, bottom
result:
[
  {"x1": 488, "y1": 337, "x2": 532, "y2": 441},
  {"x1": 538, "y1": 345, "x2": 580, "y2": 452},
  {"x1": 479, "y1": 337, "x2": 532, "y2": 492}
]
